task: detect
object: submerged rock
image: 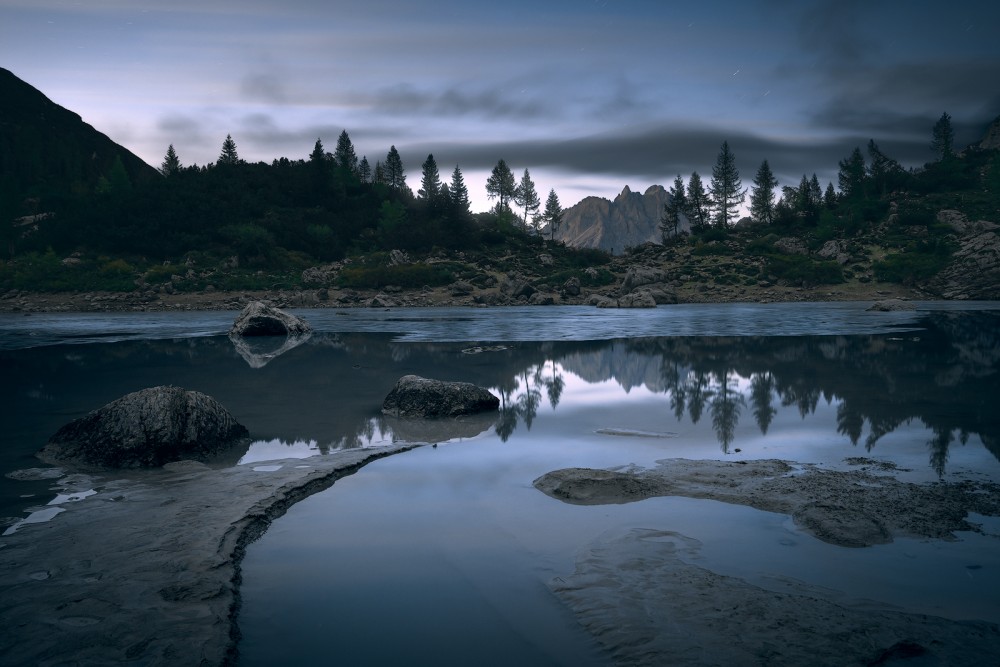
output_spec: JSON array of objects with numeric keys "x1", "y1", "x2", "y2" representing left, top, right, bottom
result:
[
  {"x1": 229, "y1": 301, "x2": 311, "y2": 337},
  {"x1": 381, "y1": 375, "x2": 500, "y2": 418},
  {"x1": 866, "y1": 299, "x2": 915, "y2": 312},
  {"x1": 38, "y1": 386, "x2": 250, "y2": 469}
]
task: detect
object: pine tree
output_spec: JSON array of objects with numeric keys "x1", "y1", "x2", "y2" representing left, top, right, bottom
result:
[
  {"x1": 384, "y1": 146, "x2": 406, "y2": 191},
  {"x1": 686, "y1": 172, "x2": 710, "y2": 230},
  {"x1": 485, "y1": 159, "x2": 516, "y2": 214},
  {"x1": 931, "y1": 112, "x2": 954, "y2": 160},
  {"x1": 709, "y1": 141, "x2": 746, "y2": 228},
  {"x1": 749, "y1": 160, "x2": 778, "y2": 225},
  {"x1": 449, "y1": 165, "x2": 470, "y2": 212},
  {"x1": 418, "y1": 153, "x2": 441, "y2": 199},
  {"x1": 160, "y1": 144, "x2": 181, "y2": 177},
  {"x1": 358, "y1": 156, "x2": 372, "y2": 183},
  {"x1": 542, "y1": 189, "x2": 563, "y2": 241},
  {"x1": 837, "y1": 147, "x2": 866, "y2": 199},
  {"x1": 373, "y1": 160, "x2": 386, "y2": 185},
  {"x1": 661, "y1": 175, "x2": 687, "y2": 240},
  {"x1": 809, "y1": 173, "x2": 822, "y2": 207},
  {"x1": 309, "y1": 138, "x2": 326, "y2": 163},
  {"x1": 218, "y1": 134, "x2": 239, "y2": 166},
  {"x1": 334, "y1": 130, "x2": 358, "y2": 173},
  {"x1": 514, "y1": 168, "x2": 540, "y2": 231},
  {"x1": 824, "y1": 182, "x2": 837, "y2": 208}
]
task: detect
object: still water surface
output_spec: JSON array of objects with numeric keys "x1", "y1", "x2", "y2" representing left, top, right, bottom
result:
[{"x1": 1, "y1": 303, "x2": 998, "y2": 664}]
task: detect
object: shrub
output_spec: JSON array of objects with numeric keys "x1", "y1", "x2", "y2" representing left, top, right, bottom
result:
[
  {"x1": 764, "y1": 254, "x2": 844, "y2": 286},
  {"x1": 338, "y1": 262, "x2": 454, "y2": 289}
]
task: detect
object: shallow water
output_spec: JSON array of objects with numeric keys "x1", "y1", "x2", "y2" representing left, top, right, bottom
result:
[{"x1": 2, "y1": 303, "x2": 999, "y2": 664}]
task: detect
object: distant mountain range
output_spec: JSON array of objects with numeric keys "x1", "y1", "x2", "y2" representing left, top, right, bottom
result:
[
  {"x1": 554, "y1": 184, "x2": 689, "y2": 254},
  {"x1": 0, "y1": 67, "x2": 158, "y2": 207}
]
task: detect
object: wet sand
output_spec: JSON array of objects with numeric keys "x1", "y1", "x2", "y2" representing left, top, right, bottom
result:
[
  {"x1": 534, "y1": 458, "x2": 1000, "y2": 666},
  {"x1": 0, "y1": 445, "x2": 416, "y2": 666}
]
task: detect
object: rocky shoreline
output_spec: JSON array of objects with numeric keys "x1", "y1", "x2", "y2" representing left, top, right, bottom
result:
[
  {"x1": 0, "y1": 445, "x2": 418, "y2": 666},
  {"x1": 0, "y1": 280, "x2": 928, "y2": 314}
]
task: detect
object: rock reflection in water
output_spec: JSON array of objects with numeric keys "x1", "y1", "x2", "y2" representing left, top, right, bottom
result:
[{"x1": 229, "y1": 331, "x2": 312, "y2": 369}]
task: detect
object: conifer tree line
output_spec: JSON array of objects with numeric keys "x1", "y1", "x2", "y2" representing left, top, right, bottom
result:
[
  {"x1": 660, "y1": 112, "x2": 974, "y2": 242},
  {"x1": 17, "y1": 127, "x2": 570, "y2": 264}
]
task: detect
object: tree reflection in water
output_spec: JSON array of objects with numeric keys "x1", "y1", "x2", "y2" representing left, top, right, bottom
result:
[{"x1": 486, "y1": 311, "x2": 999, "y2": 474}]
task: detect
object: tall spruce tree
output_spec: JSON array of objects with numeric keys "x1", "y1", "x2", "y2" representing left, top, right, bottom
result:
[
  {"x1": 373, "y1": 160, "x2": 386, "y2": 185},
  {"x1": 486, "y1": 159, "x2": 516, "y2": 214},
  {"x1": 931, "y1": 112, "x2": 955, "y2": 160},
  {"x1": 160, "y1": 144, "x2": 181, "y2": 177},
  {"x1": 309, "y1": 138, "x2": 326, "y2": 163},
  {"x1": 709, "y1": 141, "x2": 746, "y2": 228},
  {"x1": 542, "y1": 189, "x2": 563, "y2": 241},
  {"x1": 384, "y1": 146, "x2": 406, "y2": 191},
  {"x1": 358, "y1": 156, "x2": 372, "y2": 183},
  {"x1": 749, "y1": 160, "x2": 778, "y2": 225},
  {"x1": 686, "y1": 172, "x2": 710, "y2": 230},
  {"x1": 514, "y1": 168, "x2": 541, "y2": 231},
  {"x1": 334, "y1": 130, "x2": 358, "y2": 173},
  {"x1": 837, "y1": 147, "x2": 866, "y2": 199},
  {"x1": 449, "y1": 165, "x2": 470, "y2": 212},
  {"x1": 218, "y1": 134, "x2": 239, "y2": 165},
  {"x1": 661, "y1": 175, "x2": 687, "y2": 240},
  {"x1": 418, "y1": 153, "x2": 441, "y2": 200}
]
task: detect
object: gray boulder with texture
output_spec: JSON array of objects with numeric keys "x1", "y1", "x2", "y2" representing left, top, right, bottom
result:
[
  {"x1": 230, "y1": 301, "x2": 312, "y2": 336},
  {"x1": 382, "y1": 375, "x2": 500, "y2": 418},
  {"x1": 38, "y1": 386, "x2": 250, "y2": 468}
]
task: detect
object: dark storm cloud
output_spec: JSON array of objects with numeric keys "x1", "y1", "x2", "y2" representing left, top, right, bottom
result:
[
  {"x1": 403, "y1": 124, "x2": 866, "y2": 186},
  {"x1": 811, "y1": 60, "x2": 1000, "y2": 143},
  {"x1": 369, "y1": 83, "x2": 552, "y2": 120}
]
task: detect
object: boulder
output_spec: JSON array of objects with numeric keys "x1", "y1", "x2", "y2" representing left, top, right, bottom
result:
[
  {"x1": 622, "y1": 266, "x2": 668, "y2": 291},
  {"x1": 562, "y1": 276, "x2": 582, "y2": 296},
  {"x1": 381, "y1": 375, "x2": 500, "y2": 418},
  {"x1": 816, "y1": 240, "x2": 851, "y2": 265},
  {"x1": 866, "y1": 299, "x2": 915, "y2": 312},
  {"x1": 38, "y1": 386, "x2": 250, "y2": 469},
  {"x1": 595, "y1": 292, "x2": 657, "y2": 308},
  {"x1": 633, "y1": 284, "x2": 678, "y2": 305},
  {"x1": 774, "y1": 237, "x2": 809, "y2": 256},
  {"x1": 230, "y1": 301, "x2": 311, "y2": 337},
  {"x1": 530, "y1": 292, "x2": 555, "y2": 305}
]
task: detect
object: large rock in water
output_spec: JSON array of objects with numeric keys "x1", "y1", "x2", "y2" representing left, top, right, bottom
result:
[
  {"x1": 38, "y1": 386, "x2": 250, "y2": 468},
  {"x1": 230, "y1": 301, "x2": 311, "y2": 337},
  {"x1": 381, "y1": 375, "x2": 500, "y2": 418}
]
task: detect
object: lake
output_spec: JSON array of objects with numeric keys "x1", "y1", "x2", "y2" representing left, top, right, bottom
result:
[{"x1": 2, "y1": 303, "x2": 999, "y2": 665}]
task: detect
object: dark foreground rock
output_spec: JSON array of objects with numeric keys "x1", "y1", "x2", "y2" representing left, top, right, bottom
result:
[
  {"x1": 229, "y1": 300, "x2": 312, "y2": 336},
  {"x1": 382, "y1": 375, "x2": 500, "y2": 418},
  {"x1": 38, "y1": 386, "x2": 250, "y2": 469}
]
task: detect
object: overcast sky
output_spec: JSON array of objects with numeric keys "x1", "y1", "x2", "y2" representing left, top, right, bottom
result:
[{"x1": 3, "y1": 0, "x2": 999, "y2": 212}]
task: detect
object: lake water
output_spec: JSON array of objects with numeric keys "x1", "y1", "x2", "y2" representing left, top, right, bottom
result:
[{"x1": 2, "y1": 303, "x2": 999, "y2": 665}]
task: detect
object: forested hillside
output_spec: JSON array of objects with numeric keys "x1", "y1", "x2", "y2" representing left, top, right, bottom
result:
[{"x1": 2, "y1": 67, "x2": 998, "y2": 301}]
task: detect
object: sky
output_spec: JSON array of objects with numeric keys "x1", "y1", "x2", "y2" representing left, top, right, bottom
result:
[{"x1": 3, "y1": 0, "x2": 1000, "y2": 213}]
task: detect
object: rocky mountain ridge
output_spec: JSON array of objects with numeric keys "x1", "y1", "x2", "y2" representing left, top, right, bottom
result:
[{"x1": 555, "y1": 184, "x2": 688, "y2": 255}]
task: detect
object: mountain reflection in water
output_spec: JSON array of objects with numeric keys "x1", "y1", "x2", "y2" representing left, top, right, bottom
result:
[
  {"x1": 2, "y1": 308, "x2": 998, "y2": 521},
  {"x1": 488, "y1": 310, "x2": 999, "y2": 474},
  {"x1": 238, "y1": 310, "x2": 996, "y2": 474}
]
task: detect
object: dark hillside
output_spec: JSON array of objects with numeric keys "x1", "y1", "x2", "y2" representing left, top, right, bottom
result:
[{"x1": 0, "y1": 67, "x2": 158, "y2": 208}]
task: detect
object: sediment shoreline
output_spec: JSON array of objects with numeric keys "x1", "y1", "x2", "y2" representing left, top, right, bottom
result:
[{"x1": 0, "y1": 445, "x2": 418, "y2": 666}]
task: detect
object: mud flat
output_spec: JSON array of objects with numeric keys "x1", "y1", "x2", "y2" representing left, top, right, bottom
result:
[
  {"x1": 0, "y1": 444, "x2": 417, "y2": 666},
  {"x1": 534, "y1": 458, "x2": 1000, "y2": 666}
]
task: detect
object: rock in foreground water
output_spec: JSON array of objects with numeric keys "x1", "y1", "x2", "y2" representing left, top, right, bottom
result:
[
  {"x1": 230, "y1": 300, "x2": 312, "y2": 336},
  {"x1": 38, "y1": 386, "x2": 250, "y2": 468},
  {"x1": 381, "y1": 375, "x2": 500, "y2": 418}
]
